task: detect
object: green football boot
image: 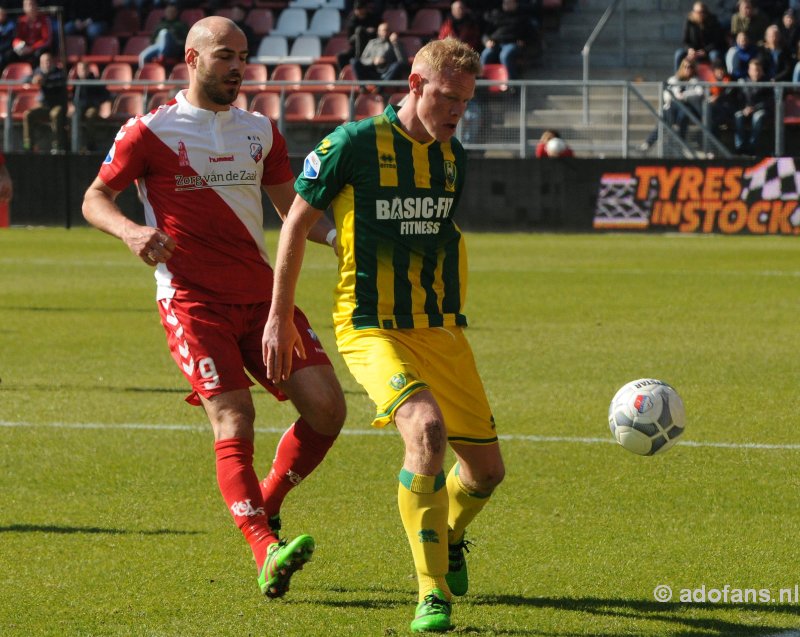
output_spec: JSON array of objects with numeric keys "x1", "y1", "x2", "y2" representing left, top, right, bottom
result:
[
  {"x1": 445, "y1": 538, "x2": 472, "y2": 597},
  {"x1": 258, "y1": 534, "x2": 315, "y2": 598},
  {"x1": 410, "y1": 588, "x2": 452, "y2": 633}
]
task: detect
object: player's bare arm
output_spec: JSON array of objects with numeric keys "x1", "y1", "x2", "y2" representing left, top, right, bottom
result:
[
  {"x1": 264, "y1": 179, "x2": 336, "y2": 251},
  {"x1": 82, "y1": 177, "x2": 176, "y2": 266},
  {"x1": 262, "y1": 195, "x2": 324, "y2": 381}
]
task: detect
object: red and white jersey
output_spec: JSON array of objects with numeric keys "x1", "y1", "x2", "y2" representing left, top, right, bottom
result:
[{"x1": 98, "y1": 90, "x2": 294, "y2": 304}]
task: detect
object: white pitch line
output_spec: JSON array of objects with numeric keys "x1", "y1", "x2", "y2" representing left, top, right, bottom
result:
[{"x1": 2, "y1": 420, "x2": 800, "y2": 451}]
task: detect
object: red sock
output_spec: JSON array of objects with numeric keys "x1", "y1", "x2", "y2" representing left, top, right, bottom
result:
[
  {"x1": 260, "y1": 418, "x2": 337, "y2": 518},
  {"x1": 215, "y1": 438, "x2": 278, "y2": 571}
]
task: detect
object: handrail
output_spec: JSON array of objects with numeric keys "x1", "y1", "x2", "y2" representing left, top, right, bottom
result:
[{"x1": 582, "y1": 0, "x2": 626, "y2": 124}]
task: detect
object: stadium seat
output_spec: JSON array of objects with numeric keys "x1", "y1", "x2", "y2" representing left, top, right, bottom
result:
[
  {"x1": 250, "y1": 35, "x2": 288, "y2": 64},
  {"x1": 249, "y1": 91, "x2": 281, "y2": 119},
  {"x1": 784, "y1": 93, "x2": 800, "y2": 125},
  {"x1": 245, "y1": 8, "x2": 274, "y2": 36},
  {"x1": 10, "y1": 91, "x2": 38, "y2": 121},
  {"x1": 214, "y1": 7, "x2": 236, "y2": 20},
  {"x1": 146, "y1": 90, "x2": 173, "y2": 111},
  {"x1": 353, "y1": 93, "x2": 384, "y2": 120},
  {"x1": 283, "y1": 91, "x2": 315, "y2": 122},
  {"x1": 241, "y1": 63, "x2": 269, "y2": 94},
  {"x1": 166, "y1": 63, "x2": 189, "y2": 88},
  {"x1": 84, "y1": 35, "x2": 120, "y2": 64},
  {"x1": 110, "y1": 8, "x2": 141, "y2": 39},
  {"x1": 323, "y1": 0, "x2": 345, "y2": 9},
  {"x1": 306, "y1": 8, "x2": 341, "y2": 38},
  {"x1": 399, "y1": 35, "x2": 422, "y2": 59},
  {"x1": 270, "y1": 8, "x2": 308, "y2": 38},
  {"x1": 115, "y1": 34, "x2": 152, "y2": 64},
  {"x1": 314, "y1": 92, "x2": 349, "y2": 124},
  {"x1": 302, "y1": 63, "x2": 336, "y2": 92},
  {"x1": 388, "y1": 91, "x2": 408, "y2": 107},
  {"x1": 267, "y1": 63, "x2": 302, "y2": 92},
  {"x1": 1, "y1": 62, "x2": 32, "y2": 82},
  {"x1": 109, "y1": 91, "x2": 145, "y2": 121},
  {"x1": 231, "y1": 92, "x2": 249, "y2": 109},
  {"x1": 318, "y1": 35, "x2": 348, "y2": 65},
  {"x1": 287, "y1": 35, "x2": 321, "y2": 64},
  {"x1": 179, "y1": 8, "x2": 205, "y2": 27},
  {"x1": 141, "y1": 9, "x2": 165, "y2": 35},
  {"x1": 64, "y1": 35, "x2": 87, "y2": 64},
  {"x1": 133, "y1": 62, "x2": 167, "y2": 92},
  {"x1": 406, "y1": 8, "x2": 442, "y2": 38},
  {"x1": 382, "y1": 8, "x2": 408, "y2": 34},
  {"x1": 101, "y1": 62, "x2": 134, "y2": 94},
  {"x1": 288, "y1": 0, "x2": 324, "y2": 8},
  {"x1": 336, "y1": 63, "x2": 358, "y2": 92},
  {"x1": 481, "y1": 63, "x2": 508, "y2": 93}
]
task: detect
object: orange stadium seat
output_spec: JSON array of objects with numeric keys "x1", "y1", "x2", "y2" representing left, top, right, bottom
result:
[
  {"x1": 283, "y1": 91, "x2": 315, "y2": 122},
  {"x1": 353, "y1": 93, "x2": 384, "y2": 120},
  {"x1": 250, "y1": 91, "x2": 281, "y2": 119},
  {"x1": 314, "y1": 92, "x2": 349, "y2": 124}
]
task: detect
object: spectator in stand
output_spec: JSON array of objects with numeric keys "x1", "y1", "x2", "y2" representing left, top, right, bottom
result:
[
  {"x1": 350, "y1": 21, "x2": 408, "y2": 89},
  {"x1": 674, "y1": 2, "x2": 726, "y2": 71},
  {"x1": 139, "y1": 1, "x2": 190, "y2": 67},
  {"x1": 734, "y1": 56, "x2": 773, "y2": 154},
  {"x1": 11, "y1": 0, "x2": 52, "y2": 66},
  {"x1": 708, "y1": 58, "x2": 737, "y2": 135},
  {"x1": 535, "y1": 130, "x2": 574, "y2": 157},
  {"x1": 0, "y1": 8, "x2": 16, "y2": 72},
  {"x1": 337, "y1": 0, "x2": 380, "y2": 71},
  {"x1": 63, "y1": 0, "x2": 114, "y2": 47},
  {"x1": 73, "y1": 60, "x2": 110, "y2": 152},
  {"x1": 22, "y1": 52, "x2": 68, "y2": 153},
  {"x1": 760, "y1": 24, "x2": 793, "y2": 81},
  {"x1": 0, "y1": 152, "x2": 13, "y2": 203},
  {"x1": 778, "y1": 9, "x2": 800, "y2": 54},
  {"x1": 230, "y1": 4, "x2": 258, "y2": 55},
  {"x1": 480, "y1": 0, "x2": 539, "y2": 80},
  {"x1": 438, "y1": 0, "x2": 482, "y2": 52},
  {"x1": 728, "y1": 31, "x2": 762, "y2": 78},
  {"x1": 730, "y1": 0, "x2": 769, "y2": 44},
  {"x1": 639, "y1": 58, "x2": 704, "y2": 151}
]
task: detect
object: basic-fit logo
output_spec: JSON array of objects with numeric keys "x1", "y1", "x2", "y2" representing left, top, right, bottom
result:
[{"x1": 389, "y1": 372, "x2": 407, "y2": 390}]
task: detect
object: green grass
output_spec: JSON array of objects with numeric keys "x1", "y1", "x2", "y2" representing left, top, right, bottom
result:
[{"x1": 3, "y1": 228, "x2": 800, "y2": 636}]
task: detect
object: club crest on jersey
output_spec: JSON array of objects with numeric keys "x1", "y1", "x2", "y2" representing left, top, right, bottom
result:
[
  {"x1": 177, "y1": 140, "x2": 190, "y2": 167},
  {"x1": 389, "y1": 372, "x2": 407, "y2": 390},
  {"x1": 443, "y1": 160, "x2": 457, "y2": 192},
  {"x1": 303, "y1": 151, "x2": 321, "y2": 179},
  {"x1": 249, "y1": 142, "x2": 263, "y2": 163}
]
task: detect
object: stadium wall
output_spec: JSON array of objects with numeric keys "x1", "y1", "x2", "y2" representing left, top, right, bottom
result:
[{"x1": 4, "y1": 154, "x2": 798, "y2": 236}]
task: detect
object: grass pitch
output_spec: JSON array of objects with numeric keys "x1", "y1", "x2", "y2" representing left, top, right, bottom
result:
[{"x1": 2, "y1": 228, "x2": 800, "y2": 636}]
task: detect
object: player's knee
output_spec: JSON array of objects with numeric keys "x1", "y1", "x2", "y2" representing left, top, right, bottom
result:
[
  {"x1": 306, "y1": 387, "x2": 347, "y2": 437},
  {"x1": 412, "y1": 418, "x2": 448, "y2": 458}
]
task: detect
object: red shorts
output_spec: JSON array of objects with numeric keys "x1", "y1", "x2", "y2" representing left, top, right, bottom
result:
[{"x1": 157, "y1": 298, "x2": 331, "y2": 406}]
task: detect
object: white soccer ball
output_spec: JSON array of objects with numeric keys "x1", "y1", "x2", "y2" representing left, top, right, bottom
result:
[
  {"x1": 545, "y1": 137, "x2": 567, "y2": 157},
  {"x1": 608, "y1": 378, "x2": 686, "y2": 456}
]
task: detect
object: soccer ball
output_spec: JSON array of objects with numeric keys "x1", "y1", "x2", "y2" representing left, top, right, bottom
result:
[
  {"x1": 545, "y1": 137, "x2": 568, "y2": 157},
  {"x1": 608, "y1": 379, "x2": 686, "y2": 456}
]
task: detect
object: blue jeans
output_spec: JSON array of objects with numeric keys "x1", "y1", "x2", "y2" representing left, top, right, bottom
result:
[
  {"x1": 480, "y1": 43, "x2": 522, "y2": 80},
  {"x1": 673, "y1": 47, "x2": 722, "y2": 71},
  {"x1": 139, "y1": 28, "x2": 183, "y2": 66},
  {"x1": 734, "y1": 108, "x2": 768, "y2": 153}
]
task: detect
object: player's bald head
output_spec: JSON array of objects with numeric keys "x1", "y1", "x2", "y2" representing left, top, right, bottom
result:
[{"x1": 186, "y1": 16, "x2": 245, "y2": 53}]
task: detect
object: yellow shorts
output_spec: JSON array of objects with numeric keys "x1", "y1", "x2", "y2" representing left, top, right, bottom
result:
[{"x1": 335, "y1": 325, "x2": 497, "y2": 444}]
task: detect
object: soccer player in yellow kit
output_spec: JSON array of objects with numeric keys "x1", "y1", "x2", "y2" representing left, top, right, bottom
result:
[{"x1": 262, "y1": 38, "x2": 505, "y2": 632}]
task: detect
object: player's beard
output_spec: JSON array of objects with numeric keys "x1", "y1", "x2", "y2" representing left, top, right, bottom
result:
[{"x1": 198, "y1": 66, "x2": 241, "y2": 106}]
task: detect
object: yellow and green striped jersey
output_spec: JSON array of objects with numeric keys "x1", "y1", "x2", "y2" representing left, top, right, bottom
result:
[{"x1": 295, "y1": 105, "x2": 469, "y2": 331}]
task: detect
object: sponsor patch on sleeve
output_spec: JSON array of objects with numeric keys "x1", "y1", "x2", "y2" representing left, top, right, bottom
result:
[
  {"x1": 303, "y1": 151, "x2": 321, "y2": 179},
  {"x1": 103, "y1": 144, "x2": 116, "y2": 164}
]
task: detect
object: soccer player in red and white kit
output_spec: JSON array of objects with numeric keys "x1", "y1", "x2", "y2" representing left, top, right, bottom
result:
[{"x1": 81, "y1": 16, "x2": 346, "y2": 598}]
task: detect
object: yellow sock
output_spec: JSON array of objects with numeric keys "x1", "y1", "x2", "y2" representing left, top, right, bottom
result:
[
  {"x1": 397, "y1": 469, "x2": 451, "y2": 602},
  {"x1": 447, "y1": 462, "x2": 492, "y2": 545}
]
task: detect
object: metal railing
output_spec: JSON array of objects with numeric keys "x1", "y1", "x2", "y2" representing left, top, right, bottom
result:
[{"x1": 1, "y1": 77, "x2": 797, "y2": 159}]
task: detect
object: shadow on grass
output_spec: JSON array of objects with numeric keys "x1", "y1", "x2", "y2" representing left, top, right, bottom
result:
[
  {"x1": 0, "y1": 524, "x2": 201, "y2": 535},
  {"x1": 461, "y1": 594, "x2": 800, "y2": 636}
]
